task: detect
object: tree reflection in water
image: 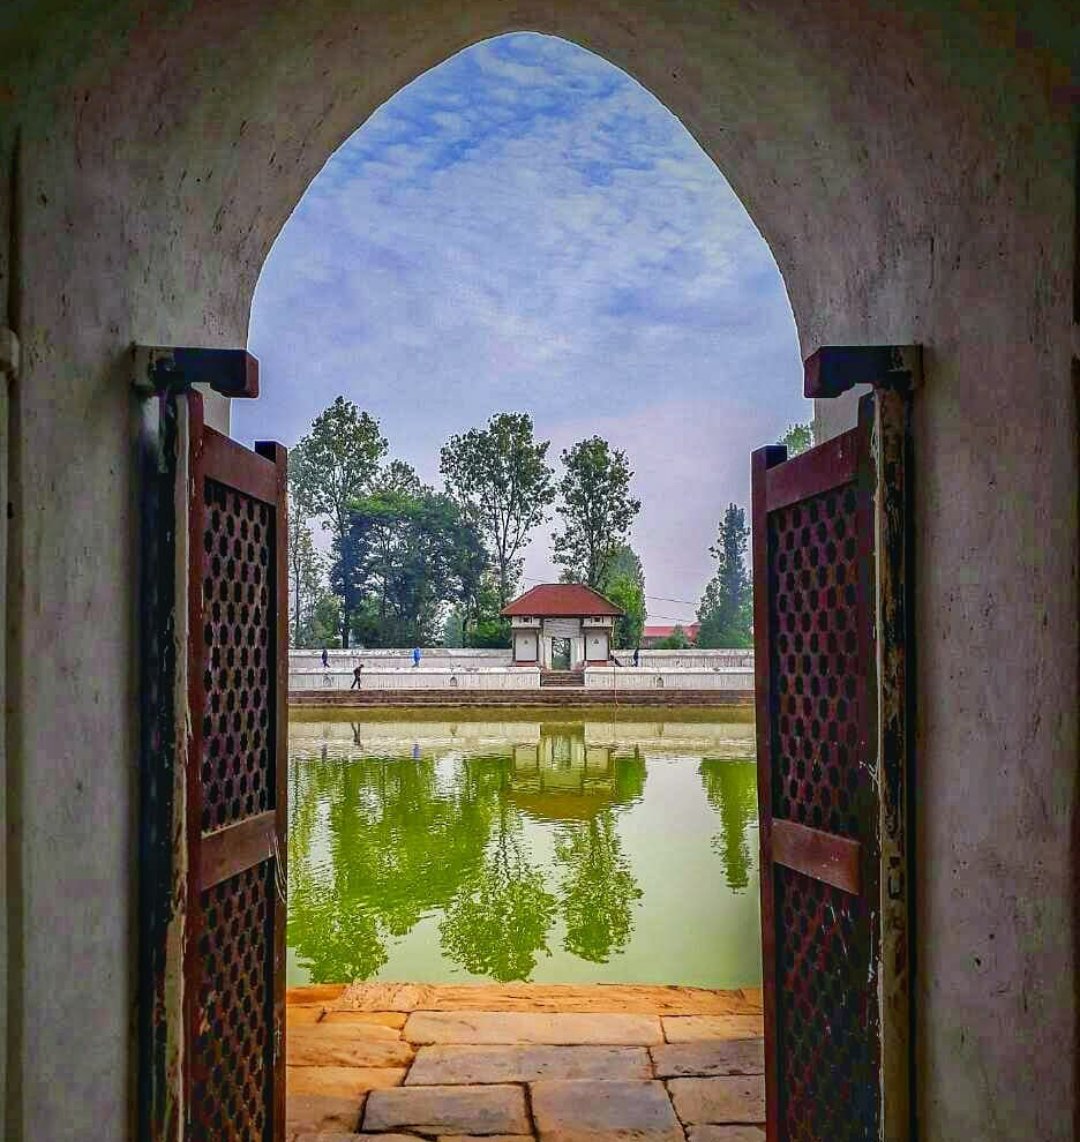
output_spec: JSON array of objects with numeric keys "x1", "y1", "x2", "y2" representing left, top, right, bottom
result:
[
  {"x1": 698, "y1": 758, "x2": 759, "y2": 891},
  {"x1": 555, "y1": 811, "x2": 642, "y2": 963},
  {"x1": 439, "y1": 804, "x2": 557, "y2": 981},
  {"x1": 288, "y1": 719, "x2": 758, "y2": 984}
]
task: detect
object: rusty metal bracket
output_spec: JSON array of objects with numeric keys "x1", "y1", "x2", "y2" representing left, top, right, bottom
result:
[
  {"x1": 133, "y1": 345, "x2": 260, "y2": 399},
  {"x1": 804, "y1": 345, "x2": 922, "y2": 399}
]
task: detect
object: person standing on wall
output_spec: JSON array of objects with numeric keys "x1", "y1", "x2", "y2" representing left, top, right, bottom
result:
[{"x1": 412, "y1": 646, "x2": 421, "y2": 668}]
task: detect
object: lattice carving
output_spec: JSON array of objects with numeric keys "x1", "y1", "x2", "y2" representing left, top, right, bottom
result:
[
  {"x1": 200, "y1": 479, "x2": 274, "y2": 833},
  {"x1": 775, "y1": 864, "x2": 876, "y2": 1140},
  {"x1": 768, "y1": 486, "x2": 864, "y2": 839},
  {"x1": 191, "y1": 862, "x2": 274, "y2": 1140}
]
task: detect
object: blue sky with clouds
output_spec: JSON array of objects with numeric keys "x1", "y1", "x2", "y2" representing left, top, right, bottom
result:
[{"x1": 236, "y1": 32, "x2": 808, "y2": 624}]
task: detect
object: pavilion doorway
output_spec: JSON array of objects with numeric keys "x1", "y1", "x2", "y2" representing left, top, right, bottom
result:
[{"x1": 551, "y1": 637, "x2": 571, "y2": 670}]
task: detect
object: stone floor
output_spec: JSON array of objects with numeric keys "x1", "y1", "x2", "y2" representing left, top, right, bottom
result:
[{"x1": 287, "y1": 983, "x2": 766, "y2": 1141}]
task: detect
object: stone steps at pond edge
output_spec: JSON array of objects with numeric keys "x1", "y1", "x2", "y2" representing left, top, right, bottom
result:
[
  {"x1": 540, "y1": 669, "x2": 585, "y2": 687},
  {"x1": 289, "y1": 689, "x2": 752, "y2": 708}
]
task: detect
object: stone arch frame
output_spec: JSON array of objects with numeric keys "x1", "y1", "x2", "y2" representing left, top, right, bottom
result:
[{"x1": 0, "y1": 3, "x2": 1075, "y2": 1140}]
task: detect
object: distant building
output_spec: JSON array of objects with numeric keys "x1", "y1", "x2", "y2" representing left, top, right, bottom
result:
[
  {"x1": 501, "y1": 583, "x2": 624, "y2": 669},
  {"x1": 641, "y1": 622, "x2": 700, "y2": 648}
]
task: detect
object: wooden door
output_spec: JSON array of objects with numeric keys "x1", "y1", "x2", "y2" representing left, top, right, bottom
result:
[
  {"x1": 752, "y1": 372, "x2": 912, "y2": 1141},
  {"x1": 137, "y1": 350, "x2": 287, "y2": 1142}
]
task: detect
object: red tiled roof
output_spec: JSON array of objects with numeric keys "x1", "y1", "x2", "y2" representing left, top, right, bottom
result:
[
  {"x1": 642, "y1": 623, "x2": 700, "y2": 639},
  {"x1": 501, "y1": 583, "x2": 624, "y2": 618}
]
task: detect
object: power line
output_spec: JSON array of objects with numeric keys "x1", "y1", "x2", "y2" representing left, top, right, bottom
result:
[{"x1": 519, "y1": 574, "x2": 699, "y2": 608}]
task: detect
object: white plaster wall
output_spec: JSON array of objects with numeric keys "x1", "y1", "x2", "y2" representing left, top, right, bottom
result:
[
  {"x1": 0, "y1": 2, "x2": 1074, "y2": 1139},
  {"x1": 290, "y1": 667, "x2": 540, "y2": 691},
  {"x1": 585, "y1": 667, "x2": 755, "y2": 691}
]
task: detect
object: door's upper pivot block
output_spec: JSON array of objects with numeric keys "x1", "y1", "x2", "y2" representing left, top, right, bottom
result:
[
  {"x1": 133, "y1": 346, "x2": 260, "y2": 399},
  {"x1": 804, "y1": 345, "x2": 922, "y2": 399}
]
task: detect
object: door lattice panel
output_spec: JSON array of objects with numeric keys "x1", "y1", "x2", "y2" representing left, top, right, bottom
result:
[
  {"x1": 767, "y1": 486, "x2": 864, "y2": 838},
  {"x1": 200, "y1": 478, "x2": 275, "y2": 834},
  {"x1": 191, "y1": 862, "x2": 274, "y2": 1141},
  {"x1": 775, "y1": 865, "x2": 874, "y2": 1141}
]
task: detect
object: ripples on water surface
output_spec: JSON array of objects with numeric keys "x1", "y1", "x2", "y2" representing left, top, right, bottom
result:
[{"x1": 288, "y1": 709, "x2": 760, "y2": 988}]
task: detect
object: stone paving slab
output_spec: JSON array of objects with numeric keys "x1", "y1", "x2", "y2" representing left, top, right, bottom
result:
[
  {"x1": 667, "y1": 1077, "x2": 767, "y2": 1124},
  {"x1": 363, "y1": 1084, "x2": 531, "y2": 1135},
  {"x1": 324, "y1": 1010, "x2": 409, "y2": 1030},
  {"x1": 651, "y1": 1039, "x2": 765, "y2": 1078},
  {"x1": 405, "y1": 1011, "x2": 663, "y2": 1046},
  {"x1": 438, "y1": 1135, "x2": 535, "y2": 1141},
  {"x1": 286, "y1": 1092, "x2": 365, "y2": 1135},
  {"x1": 289, "y1": 1005, "x2": 330, "y2": 1025},
  {"x1": 662, "y1": 1016, "x2": 763, "y2": 1042},
  {"x1": 289, "y1": 1023, "x2": 415, "y2": 1068},
  {"x1": 408, "y1": 1044, "x2": 651, "y2": 1086},
  {"x1": 686, "y1": 1128, "x2": 765, "y2": 1141},
  {"x1": 530, "y1": 1079, "x2": 683, "y2": 1142},
  {"x1": 335, "y1": 983, "x2": 761, "y2": 1016},
  {"x1": 288, "y1": 1066, "x2": 409, "y2": 1098}
]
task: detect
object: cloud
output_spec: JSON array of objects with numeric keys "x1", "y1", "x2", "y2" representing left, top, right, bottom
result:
[{"x1": 237, "y1": 32, "x2": 809, "y2": 615}]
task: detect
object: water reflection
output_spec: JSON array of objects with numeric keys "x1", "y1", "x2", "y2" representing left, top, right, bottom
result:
[{"x1": 288, "y1": 713, "x2": 760, "y2": 987}]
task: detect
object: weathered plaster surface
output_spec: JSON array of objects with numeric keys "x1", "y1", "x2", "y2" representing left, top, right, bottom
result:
[{"x1": 0, "y1": 2, "x2": 1076, "y2": 1139}]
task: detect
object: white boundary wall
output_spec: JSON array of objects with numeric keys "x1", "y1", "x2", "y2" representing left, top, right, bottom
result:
[
  {"x1": 290, "y1": 667, "x2": 540, "y2": 692},
  {"x1": 584, "y1": 666, "x2": 754, "y2": 691}
]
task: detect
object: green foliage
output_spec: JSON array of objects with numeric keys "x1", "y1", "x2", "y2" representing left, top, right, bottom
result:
[
  {"x1": 440, "y1": 413, "x2": 556, "y2": 607},
  {"x1": 333, "y1": 484, "x2": 486, "y2": 647},
  {"x1": 290, "y1": 396, "x2": 388, "y2": 645},
  {"x1": 555, "y1": 812, "x2": 642, "y2": 962},
  {"x1": 779, "y1": 420, "x2": 813, "y2": 457},
  {"x1": 443, "y1": 608, "x2": 465, "y2": 648},
  {"x1": 552, "y1": 437, "x2": 641, "y2": 588},
  {"x1": 287, "y1": 486, "x2": 326, "y2": 648},
  {"x1": 699, "y1": 759, "x2": 759, "y2": 891},
  {"x1": 654, "y1": 625, "x2": 692, "y2": 650},
  {"x1": 309, "y1": 592, "x2": 342, "y2": 648},
  {"x1": 696, "y1": 503, "x2": 752, "y2": 648},
  {"x1": 599, "y1": 544, "x2": 646, "y2": 649}
]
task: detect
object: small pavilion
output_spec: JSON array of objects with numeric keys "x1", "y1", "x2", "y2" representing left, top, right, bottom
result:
[{"x1": 501, "y1": 583, "x2": 624, "y2": 669}]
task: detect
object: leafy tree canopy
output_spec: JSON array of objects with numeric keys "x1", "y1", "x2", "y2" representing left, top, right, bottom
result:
[
  {"x1": 599, "y1": 544, "x2": 646, "y2": 650},
  {"x1": 552, "y1": 437, "x2": 641, "y2": 589},
  {"x1": 440, "y1": 413, "x2": 555, "y2": 607},
  {"x1": 779, "y1": 421, "x2": 813, "y2": 457},
  {"x1": 696, "y1": 503, "x2": 752, "y2": 648}
]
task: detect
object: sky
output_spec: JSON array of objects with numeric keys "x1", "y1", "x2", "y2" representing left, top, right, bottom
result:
[{"x1": 236, "y1": 32, "x2": 809, "y2": 625}]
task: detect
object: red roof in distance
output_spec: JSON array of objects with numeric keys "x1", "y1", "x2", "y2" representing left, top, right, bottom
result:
[{"x1": 501, "y1": 583, "x2": 624, "y2": 618}]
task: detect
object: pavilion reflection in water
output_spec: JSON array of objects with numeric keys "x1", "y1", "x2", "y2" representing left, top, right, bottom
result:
[{"x1": 286, "y1": 714, "x2": 759, "y2": 986}]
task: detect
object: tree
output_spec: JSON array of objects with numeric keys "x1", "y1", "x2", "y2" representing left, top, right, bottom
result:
[
  {"x1": 287, "y1": 487, "x2": 326, "y2": 648},
  {"x1": 779, "y1": 421, "x2": 813, "y2": 457},
  {"x1": 599, "y1": 544, "x2": 646, "y2": 649},
  {"x1": 334, "y1": 486, "x2": 485, "y2": 647},
  {"x1": 290, "y1": 396, "x2": 388, "y2": 645},
  {"x1": 654, "y1": 624, "x2": 692, "y2": 650},
  {"x1": 552, "y1": 437, "x2": 641, "y2": 588},
  {"x1": 696, "y1": 503, "x2": 752, "y2": 648},
  {"x1": 440, "y1": 413, "x2": 556, "y2": 608}
]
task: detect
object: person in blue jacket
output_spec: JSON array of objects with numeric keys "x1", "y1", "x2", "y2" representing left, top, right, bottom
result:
[{"x1": 412, "y1": 646, "x2": 421, "y2": 668}]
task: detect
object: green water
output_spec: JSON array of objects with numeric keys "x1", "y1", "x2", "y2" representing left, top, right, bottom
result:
[{"x1": 287, "y1": 709, "x2": 761, "y2": 989}]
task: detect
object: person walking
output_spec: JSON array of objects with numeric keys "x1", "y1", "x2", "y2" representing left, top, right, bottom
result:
[
  {"x1": 633, "y1": 646, "x2": 640, "y2": 667},
  {"x1": 412, "y1": 646, "x2": 421, "y2": 668},
  {"x1": 350, "y1": 663, "x2": 364, "y2": 690},
  {"x1": 321, "y1": 647, "x2": 329, "y2": 668}
]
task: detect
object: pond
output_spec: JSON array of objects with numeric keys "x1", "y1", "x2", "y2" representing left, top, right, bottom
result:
[{"x1": 287, "y1": 708, "x2": 761, "y2": 989}]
